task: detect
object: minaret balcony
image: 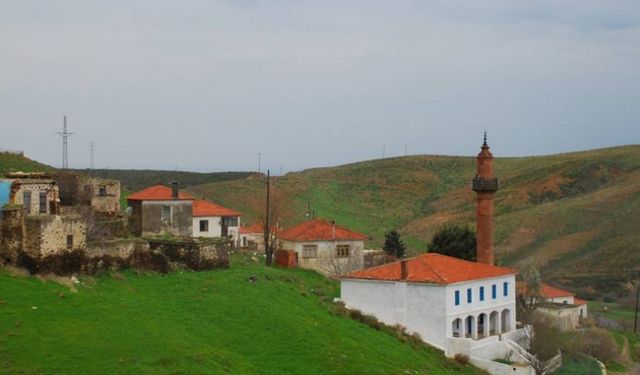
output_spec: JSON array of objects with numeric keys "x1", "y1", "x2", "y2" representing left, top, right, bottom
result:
[{"x1": 472, "y1": 176, "x2": 498, "y2": 192}]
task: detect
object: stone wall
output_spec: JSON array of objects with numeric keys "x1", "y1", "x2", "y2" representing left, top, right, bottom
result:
[
  {"x1": 24, "y1": 215, "x2": 87, "y2": 256},
  {"x1": 141, "y1": 201, "x2": 193, "y2": 237},
  {"x1": 0, "y1": 206, "x2": 25, "y2": 263}
]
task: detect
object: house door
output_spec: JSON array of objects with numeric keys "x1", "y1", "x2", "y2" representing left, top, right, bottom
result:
[{"x1": 221, "y1": 221, "x2": 228, "y2": 237}]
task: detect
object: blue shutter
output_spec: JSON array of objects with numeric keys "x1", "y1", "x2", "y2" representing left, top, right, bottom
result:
[
  {"x1": 503, "y1": 282, "x2": 508, "y2": 296},
  {"x1": 467, "y1": 288, "x2": 472, "y2": 303},
  {"x1": 492, "y1": 284, "x2": 497, "y2": 299},
  {"x1": 455, "y1": 290, "x2": 460, "y2": 306},
  {"x1": 480, "y1": 286, "x2": 485, "y2": 301}
]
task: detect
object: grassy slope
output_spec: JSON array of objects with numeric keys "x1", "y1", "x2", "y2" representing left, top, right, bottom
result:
[
  {"x1": 0, "y1": 152, "x2": 52, "y2": 175},
  {"x1": 0, "y1": 257, "x2": 483, "y2": 375},
  {"x1": 77, "y1": 169, "x2": 255, "y2": 192},
  {"x1": 188, "y1": 145, "x2": 640, "y2": 296}
]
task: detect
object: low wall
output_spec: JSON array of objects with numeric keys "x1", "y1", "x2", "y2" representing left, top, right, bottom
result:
[{"x1": 469, "y1": 357, "x2": 534, "y2": 375}]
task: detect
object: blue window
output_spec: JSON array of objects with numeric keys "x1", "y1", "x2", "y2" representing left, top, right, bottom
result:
[
  {"x1": 503, "y1": 282, "x2": 509, "y2": 297},
  {"x1": 467, "y1": 288, "x2": 472, "y2": 303},
  {"x1": 492, "y1": 284, "x2": 497, "y2": 299},
  {"x1": 479, "y1": 286, "x2": 485, "y2": 301},
  {"x1": 454, "y1": 290, "x2": 460, "y2": 306}
]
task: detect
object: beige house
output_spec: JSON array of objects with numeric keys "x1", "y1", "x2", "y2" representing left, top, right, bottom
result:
[{"x1": 278, "y1": 219, "x2": 367, "y2": 276}]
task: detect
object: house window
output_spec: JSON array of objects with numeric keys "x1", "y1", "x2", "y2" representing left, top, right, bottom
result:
[
  {"x1": 66, "y1": 235, "x2": 73, "y2": 249},
  {"x1": 503, "y1": 282, "x2": 509, "y2": 297},
  {"x1": 336, "y1": 245, "x2": 350, "y2": 258},
  {"x1": 199, "y1": 220, "x2": 209, "y2": 232},
  {"x1": 222, "y1": 216, "x2": 238, "y2": 227},
  {"x1": 242, "y1": 236, "x2": 247, "y2": 247},
  {"x1": 467, "y1": 288, "x2": 472, "y2": 303},
  {"x1": 479, "y1": 286, "x2": 485, "y2": 301},
  {"x1": 39, "y1": 191, "x2": 47, "y2": 213},
  {"x1": 161, "y1": 206, "x2": 171, "y2": 222},
  {"x1": 492, "y1": 284, "x2": 497, "y2": 299},
  {"x1": 302, "y1": 245, "x2": 318, "y2": 258},
  {"x1": 98, "y1": 185, "x2": 107, "y2": 196},
  {"x1": 23, "y1": 191, "x2": 32, "y2": 214},
  {"x1": 454, "y1": 290, "x2": 460, "y2": 306}
]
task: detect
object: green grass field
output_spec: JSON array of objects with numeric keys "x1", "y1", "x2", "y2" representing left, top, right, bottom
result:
[
  {"x1": 0, "y1": 256, "x2": 484, "y2": 375},
  {"x1": 555, "y1": 353, "x2": 601, "y2": 375}
]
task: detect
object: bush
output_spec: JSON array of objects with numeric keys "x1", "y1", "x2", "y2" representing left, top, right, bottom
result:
[
  {"x1": 454, "y1": 353, "x2": 469, "y2": 365},
  {"x1": 573, "y1": 328, "x2": 619, "y2": 363}
]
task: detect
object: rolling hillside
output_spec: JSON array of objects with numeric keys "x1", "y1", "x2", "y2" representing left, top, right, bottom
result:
[
  {"x1": 77, "y1": 169, "x2": 255, "y2": 192},
  {"x1": 188, "y1": 145, "x2": 640, "y2": 297},
  {"x1": 0, "y1": 256, "x2": 483, "y2": 375},
  {"x1": 0, "y1": 151, "x2": 52, "y2": 175}
]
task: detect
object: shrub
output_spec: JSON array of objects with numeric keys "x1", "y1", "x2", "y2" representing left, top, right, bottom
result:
[
  {"x1": 574, "y1": 328, "x2": 619, "y2": 363},
  {"x1": 454, "y1": 353, "x2": 469, "y2": 365}
]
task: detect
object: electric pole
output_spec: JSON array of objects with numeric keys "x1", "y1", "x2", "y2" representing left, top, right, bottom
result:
[
  {"x1": 634, "y1": 281, "x2": 639, "y2": 334},
  {"x1": 265, "y1": 169, "x2": 271, "y2": 266},
  {"x1": 56, "y1": 115, "x2": 74, "y2": 169}
]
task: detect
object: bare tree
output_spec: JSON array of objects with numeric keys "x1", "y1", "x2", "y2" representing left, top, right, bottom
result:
[
  {"x1": 318, "y1": 245, "x2": 364, "y2": 277},
  {"x1": 517, "y1": 265, "x2": 544, "y2": 324},
  {"x1": 509, "y1": 316, "x2": 563, "y2": 375}
]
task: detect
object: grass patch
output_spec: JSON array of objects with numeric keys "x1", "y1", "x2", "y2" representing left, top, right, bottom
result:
[
  {"x1": 0, "y1": 254, "x2": 483, "y2": 374},
  {"x1": 555, "y1": 353, "x2": 601, "y2": 375}
]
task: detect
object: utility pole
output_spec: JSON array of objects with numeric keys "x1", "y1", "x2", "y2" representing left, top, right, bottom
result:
[
  {"x1": 258, "y1": 152, "x2": 262, "y2": 173},
  {"x1": 264, "y1": 169, "x2": 271, "y2": 266},
  {"x1": 56, "y1": 115, "x2": 74, "y2": 169},
  {"x1": 634, "y1": 281, "x2": 639, "y2": 334},
  {"x1": 90, "y1": 141, "x2": 95, "y2": 169}
]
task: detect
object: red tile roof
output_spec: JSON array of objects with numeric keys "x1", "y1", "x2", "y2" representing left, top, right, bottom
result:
[
  {"x1": 277, "y1": 219, "x2": 368, "y2": 242},
  {"x1": 540, "y1": 283, "x2": 574, "y2": 299},
  {"x1": 345, "y1": 253, "x2": 516, "y2": 284},
  {"x1": 192, "y1": 199, "x2": 240, "y2": 217},
  {"x1": 127, "y1": 185, "x2": 193, "y2": 201},
  {"x1": 574, "y1": 297, "x2": 588, "y2": 306},
  {"x1": 239, "y1": 223, "x2": 277, "y2": 234},
  {"x1": 240, "y1": 224, "x2": 263, "y2": 234}
]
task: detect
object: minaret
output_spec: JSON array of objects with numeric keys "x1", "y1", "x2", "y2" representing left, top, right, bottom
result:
[{"x1": 472, "y1": 132, "x2": 498, "y2": 265}]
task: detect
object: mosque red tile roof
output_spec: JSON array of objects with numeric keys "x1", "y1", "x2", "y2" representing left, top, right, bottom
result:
[{"x1": 345, "y1": 253, "x2": 516, "y2": 285}]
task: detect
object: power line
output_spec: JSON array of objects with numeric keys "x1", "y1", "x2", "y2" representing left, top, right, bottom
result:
[{"x1": 56, "y1": 115, "x2": 74, "y2": 169}]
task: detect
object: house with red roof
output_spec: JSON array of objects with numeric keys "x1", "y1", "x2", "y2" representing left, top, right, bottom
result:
[
  {"x1": 342, "y1": 253, "x2": 519, "y2": 355},
  {"x1": 517, "y1": 282, "x2": 588, "y2": 331},
  {"x1": 192, "y1": 199, "x2": 241, "y2": 241},
  {"x1": 127, "y1": 182, "x2": 194, "y2": 237},
  {"x1": 239, "y1": 223, "x2": 269, "y2": 251},
  {"x1": 277, "y1": 218, "x2": 368, "y2": 275}
]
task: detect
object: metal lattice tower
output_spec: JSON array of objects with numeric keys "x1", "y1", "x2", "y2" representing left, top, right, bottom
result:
[
  {"x1": 56, "y1": 115, "x2": 74, "y2": 169},
  {"x1": 90, "y1": 141, "x2": 95, "y2": 169}
]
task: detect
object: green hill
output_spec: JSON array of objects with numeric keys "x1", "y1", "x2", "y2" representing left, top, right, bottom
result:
[
  {"x1": 0, "y1": 256, "x2": 482, "y2": 374},
  {"x1": 188, "y1": 145, "x2": 640, "y2": 298},
  {"x1": 78, "y1": 169, "x2": 255, "y2": 192},
  {"x1": 0, "y1": 151, "x2": 52, "y2": 175}
]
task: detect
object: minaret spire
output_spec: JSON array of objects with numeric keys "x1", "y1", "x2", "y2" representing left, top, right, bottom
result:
[{"x1": 472, "y1": 133, "x2": 498, "y2": 265}]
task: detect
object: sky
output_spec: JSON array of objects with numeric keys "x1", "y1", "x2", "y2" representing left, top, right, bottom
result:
[{"x1": 1, "y1": 1, "x2": 639, "y2": 173}]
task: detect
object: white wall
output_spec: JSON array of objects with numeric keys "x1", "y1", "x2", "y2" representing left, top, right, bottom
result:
[{"x1": 192, "y1": 216, "x2": 240, "y2": 242}]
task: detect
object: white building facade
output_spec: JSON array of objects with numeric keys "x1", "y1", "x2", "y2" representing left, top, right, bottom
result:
[
  {"x1": 192, "y1": 200, "x2": 241, "y2": 242},
  {"x1": 341, "y1": 254, "x2": 532, "y2": 375}
]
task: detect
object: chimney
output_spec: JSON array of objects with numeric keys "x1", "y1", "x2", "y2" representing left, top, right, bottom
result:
[
  {"x1": 331, "y1": 220, "x2": 336, "y2": 239},
  {"x1": 400, "y1": 259, "x2": 408, "y2": 280},
  {"x1": 171, "y1": 181, "x2": 179, "y2": 199},
  {"x1": 471, "y1": 132, "x2": 498, "y2": 265}
]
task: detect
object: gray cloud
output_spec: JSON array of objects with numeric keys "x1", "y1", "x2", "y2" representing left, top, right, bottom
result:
[{"x1": 1, "y1": 1, "x2": 638, "y2": 172}]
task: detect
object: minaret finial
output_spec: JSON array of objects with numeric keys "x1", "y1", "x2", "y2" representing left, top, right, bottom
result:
[{"x1": 483, "y1": 130, "x2": 487, "y2": 147}]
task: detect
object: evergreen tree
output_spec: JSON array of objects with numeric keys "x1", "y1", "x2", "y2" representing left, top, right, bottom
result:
[
  {"x1": 428, "y1": 223, "x2": 476, "y2": 261},
  {"x1": 383, "y1": 230, "x2": 406, "y2": 258}
]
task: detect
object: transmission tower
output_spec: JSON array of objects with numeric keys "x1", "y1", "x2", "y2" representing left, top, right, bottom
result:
[
  {"x1": 56, "y1": 115, "x2": 74, "y2": 169},
  {"x1": 90, "y1": 141, "x2": 95, "y2": 169}
]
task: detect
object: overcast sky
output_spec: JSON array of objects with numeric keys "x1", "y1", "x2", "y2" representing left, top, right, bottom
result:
[{"x1": 1, "y1": 1, "x2": 639, "y2": 173}]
